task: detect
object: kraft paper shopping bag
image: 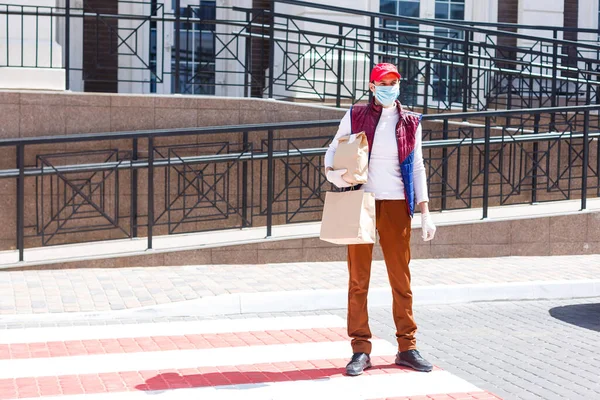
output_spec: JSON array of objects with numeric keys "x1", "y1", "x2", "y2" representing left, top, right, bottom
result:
[
  {"x1": 319, "y1": 190, "x2": 376, "y2": 245},
  {"x1": 333, "y1": 132, "x2": 369, "y2": 185}
]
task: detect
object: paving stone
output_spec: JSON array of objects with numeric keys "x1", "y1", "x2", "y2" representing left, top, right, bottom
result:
[
  {"x1": 2, "y1": 255, "x2": 600, "y2": 315},
  {"x1": 366, "y1": 298, "x2": 600, "y2": 400},
  {"x1": 6, "y1": 298, "x2": 594, "y2": 398}
]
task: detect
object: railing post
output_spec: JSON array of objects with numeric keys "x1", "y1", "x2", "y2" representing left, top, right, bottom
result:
[
  {"x1": 531, "y1": 114, "x2": 540, "y2": 204},
  {"x1": 147, "y1": 135, "x2": 154, "y2": 249},
  {"x1": 174, "y1": 0, "x2": 181, "y2": 94},
  {"x1": 65, "y1": 0, "x2": 70, "y2": 90},
  {"x1": 16, "y1": 144, "x2": 24, "y2": 262},
  {"x1": 336, "y1": 25, "x2": 343, "y2": 108},
  {"x1": 441, "y1": 119, "x2": 449, "y2": 211},
  {"x1": 585, "y1": 62, "x2": 592, "y2": 107},
  {"x1": 550, "y1": 29, "x2": 558, "y2": 131},
  {"x1": 482, "y1": 116, "x2": 491, "y2": 219},
  {"x1": 244, "y1": 11, "x2": 250, "y2": 98},
  {"x1": 423, "y1": 38, "x2": 430, "y2": 114},
  {"x1": 368, "y1": 16, "x2": 375, "y2": 103},
  {"x1": 131, "y1": 138, "x2": 138, "y2": 237},
  {"x1": 242, "y1": 131, "x2": 249, "y2": 227},
  {"x1": 582, "y1": 110, "x2": 590, "y2": 210},
  {"x1": 461, "y1": 31, "x2": 470, "y2": 114},
  {"x1": 266, "y1": 129, "x2": 274, "y2": 237},
  {"x1": 267, "y1": 1, "x2": 275, "y2": 99},
  {"x1": 506, "y1": 74, "x2": 512, "y2": 127}
]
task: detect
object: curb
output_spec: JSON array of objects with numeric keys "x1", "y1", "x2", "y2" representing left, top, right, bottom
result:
[{"x1": 2, "y1": 279, "x2": 600, "y2": 323}]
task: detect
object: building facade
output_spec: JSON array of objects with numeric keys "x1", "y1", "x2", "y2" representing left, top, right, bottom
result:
[{"x1": 1, "y1": 0, "x2": 599, "y2": 97}]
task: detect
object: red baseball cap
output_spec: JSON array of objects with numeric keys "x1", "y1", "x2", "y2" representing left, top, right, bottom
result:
[{"x1": 370, "y1": 63, "x2": 401, "y2": 82}]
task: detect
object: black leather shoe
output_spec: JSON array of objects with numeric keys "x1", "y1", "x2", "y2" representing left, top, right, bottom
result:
[
  {"x1": 345, "y1": 352, "x2": 372, "y2": 376},
  {"x1": 395, "y1": 350, "x2": 433, "y2": 372}
]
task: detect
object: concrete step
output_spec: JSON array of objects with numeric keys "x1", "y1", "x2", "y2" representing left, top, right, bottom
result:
[{"x1": 2, "y1": 197, "x2": 599, "y2": 271}]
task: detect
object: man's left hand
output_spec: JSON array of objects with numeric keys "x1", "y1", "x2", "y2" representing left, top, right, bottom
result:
[{"x1": 421, "y1": 213, "x2": 436, "y2": 241}]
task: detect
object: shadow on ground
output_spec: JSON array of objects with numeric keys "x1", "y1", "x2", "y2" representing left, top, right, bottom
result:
[
  {"x1": 134, "y1": 363, "x2": 411, "y2": 392},
  {"x1": 549, "y1": 303, "x2": 600, "y2": 332}
]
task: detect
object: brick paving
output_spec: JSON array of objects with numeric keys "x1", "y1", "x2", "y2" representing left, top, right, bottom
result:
[
  {"x1": 2, "y1": 298, "x2": 597, "y2": 399},
  {"x1": 1, "y1": 255, "x2": 599, "y2": 315},
  {"x1": 368, "y1": 298, "x2": 600, "y2": 400},
  {"x1": 0, "y1": 314, "x2": 491, "y2": 399}
]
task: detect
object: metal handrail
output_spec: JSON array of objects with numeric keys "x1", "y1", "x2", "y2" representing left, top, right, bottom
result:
[
  {"x1": 5, "y1": 104, "x2": 599, "y2": 261},
  {"x1": 0, "y1": 120, "x2": 339, "y2": 147},
  {"x1": 2, "y1": 1, "x2": 599, "y2": 113},
  {"x1": 239, "y1": 31, "x2": 600, "y2": 85},
  {"x1": 1, "y1": 128, "x2": 597, "y2": 179},
  {"x1": 1, "y1": 2, "x2": 599, "y2": 51},
  {"x1": 271, "y1": 0, "x2": 600, "y2": 51}
]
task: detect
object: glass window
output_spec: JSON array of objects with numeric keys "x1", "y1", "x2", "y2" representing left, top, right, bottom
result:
[
  {"x1": 380, "y1": 0, "x2": 396, "y2": 15},
  {"x1": 433, "y1": 0, "x2": 465, "y2": 103},
  {"x1": 380, "y1": 1, "x2": 420, "y2": 20},
  {"x1": 380, "y1": 0, "x2": 420, "y2": 45},
  {"x1": 435, "y1": 2, "x2": 448, "y2": 19},
  {"x1": 449, "y1": 3, "x2": 465, "y2": 20},
  {"x1": 401, "y1": 2, "x2": 420, "y2": 18},
  {"x1": 172, "y1": 1, "x2": 216, "y2": 94},
  {"x1": 435, "y1": 0, "x2": 464, "y2": 20},
  {"x1": 199, "y1": 1, "x2": 216, "y2": 32},
  {"x1": 379, "y1": 0, "x2": 421, "y2": 106}
]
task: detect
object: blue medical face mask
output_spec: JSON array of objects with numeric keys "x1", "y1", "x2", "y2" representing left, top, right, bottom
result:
[{"x1": 374, "y1": 84, "x2": 399, "y2": 107}]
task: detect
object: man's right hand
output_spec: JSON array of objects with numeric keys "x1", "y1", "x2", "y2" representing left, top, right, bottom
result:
[{"x1": 326, "y1": 168, "x2": 351, "y2": 188}]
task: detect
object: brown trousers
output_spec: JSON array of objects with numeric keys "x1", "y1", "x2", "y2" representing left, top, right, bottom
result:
[{"x1": 347, "y1": 199, "x2": 417, "y2": 354}]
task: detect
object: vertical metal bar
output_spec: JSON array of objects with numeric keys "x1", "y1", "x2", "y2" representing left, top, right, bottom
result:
[
  {"x1": 267, "y1": 1, "x2": 275, "y2": 98},
  {"x1": 550, "y1": 30, "x2": 558, "y2": 130},
  {"x1": 185, "y1": 5, "x2": 190, "y2": 93},
  {"x1": 20, "y1": 6, "x2": 23, "y2": 66},
  {"x1": 244, "y1": 11, "x2": 250, "y2": 97},
  {"x1": 147, "y1": 135, "x2": 154, "y2": 249},
  {"x1": 5, "y1": 5, "x2": 9, "y2": 65},
  {"x1": 174, "y1": 0, "x2": 181, "y2": 94},
  {"x1": 441, "y1": 119, "x2": 449, "y2": 210},
  {"x1": 483, "y1": 117, "x2": 491, "y2": 219},
  {"x1": 476, "y1": 43, "x2": 481, "y2": 109},
  {"x1": 35, "y1": 7, "x2": 39, "y2": 67},
  {"x1": 582, "y1": 110, "x2": 590, "y2": 210},
  {"x1": 65, "y1": 0, "x2": 70, "y2": 90},
  {"x1": 423, "y1": 38, "x2": 430, "y2": 114},
  {"x1": 266, "y1": 129, "x2": 274, "y2": 237},
  {"x1": 531, "y1": 114, "x2": 540, "y2": 203},
  {"x1": 16, "y1": 144, "x2": 24, "y2": 262},
  {"x1": 506, "y1": 74, "x2": 512, "y2": 127},
  {"x1": 242, "y1": 131, "x2": 249, "y2": 227},
  {"x1": 461, "y1": 32, "x2": 470, "y2": 114},
  {"x1": 336, "y1": 25, "x2": 343, "y2": 107},
  {"x1": 131, "y1": 138, "x2": 138, "y2": 237},
  {"x1": 369, "y1": 16, "x2": 375, "y2": 103},
  {"x1": 585, "y1": 65, "x2": 592, "y2": 106},
  {"x1": 50, "y1": 7, "x2": 53, "y2": 66}
]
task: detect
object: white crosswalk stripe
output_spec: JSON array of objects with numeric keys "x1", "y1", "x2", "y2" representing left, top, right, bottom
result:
[{"x1": 0, "y1": 315, "x2": 500, "y2": 400}]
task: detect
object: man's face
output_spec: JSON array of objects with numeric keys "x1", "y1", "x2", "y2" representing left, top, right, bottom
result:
[{"x1": 369, "y1": 73, "x2": 400, "y2": 93}]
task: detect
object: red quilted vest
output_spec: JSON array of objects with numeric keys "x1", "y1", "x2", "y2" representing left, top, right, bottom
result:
[
  {"x1": 350, "y1": 100, "x2": 422, "y2": 216},
  {"x1": 350, "y1": 100, "x2": 420, "y2": 164}
]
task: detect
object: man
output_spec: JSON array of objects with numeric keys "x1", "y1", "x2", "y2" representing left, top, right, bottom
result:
[{"x1": 324, "y1": 63, "x2": 437, "y2": 376}]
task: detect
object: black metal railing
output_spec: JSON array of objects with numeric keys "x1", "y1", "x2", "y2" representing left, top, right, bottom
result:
[
  {"x1": 0, "y1": 104, "x2": 598, "y2": 262},
  {"x1": 1, "y1": 0, "x2": 600, "y2": 112}
]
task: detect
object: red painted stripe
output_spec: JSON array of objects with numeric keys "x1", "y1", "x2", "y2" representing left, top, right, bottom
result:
[
  {"x1": 0, "y1": 327, "x2": 348, "y2": 360},
  {"x1": 369, "y1": 392, "x2": 503, "y2": 400},
  {"x1": 0, "y1": 356, "x2": 429, "y2": 400}
]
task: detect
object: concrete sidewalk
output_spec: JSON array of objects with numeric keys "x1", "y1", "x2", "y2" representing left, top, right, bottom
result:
[{"x1": 1, "y1": 255, "x2": 600, "y2": 320}]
